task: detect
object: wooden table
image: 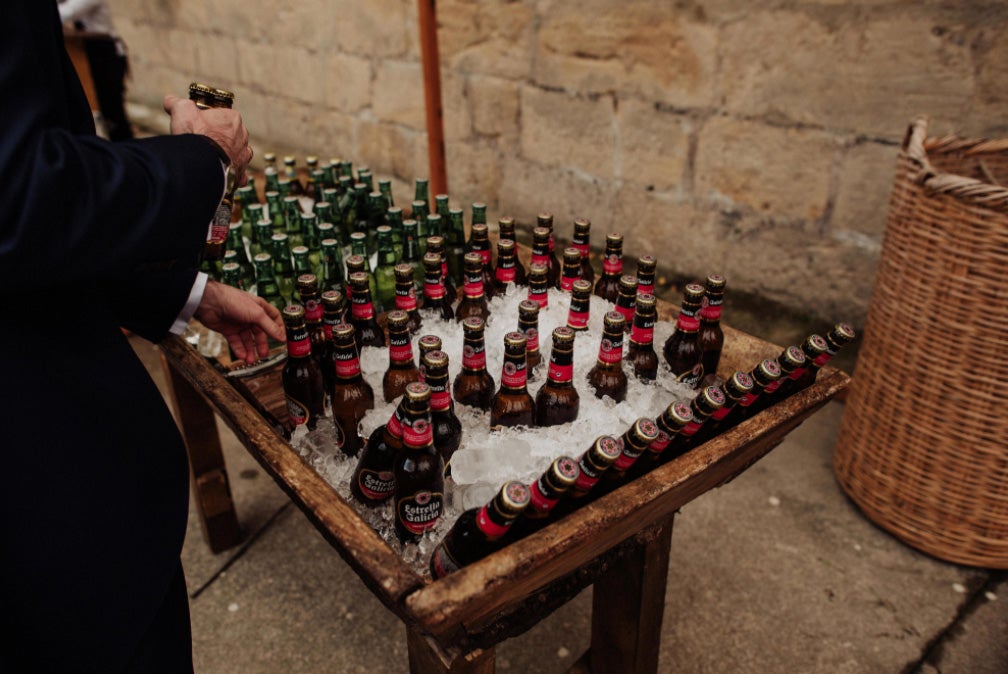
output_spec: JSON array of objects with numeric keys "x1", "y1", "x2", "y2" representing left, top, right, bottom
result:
[{"x1": 160, "y1": 312, "x2": 849, "y2": 674}]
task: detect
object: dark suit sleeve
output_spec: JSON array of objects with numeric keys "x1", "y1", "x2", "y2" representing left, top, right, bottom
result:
[{"x1": 0, "y1": 3, "x2": 224, "y2": 312}]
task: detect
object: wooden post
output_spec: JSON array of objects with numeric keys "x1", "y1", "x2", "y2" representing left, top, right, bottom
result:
[
  {"x1": 407, "y1": 627, "x2": 495, "y2": 674},
  {"x1": 161, "y1": 353, "x2": 243, "y2": 553},
  {"x1": 417, "y1": 0, "x2": 448, "y2": 196},
  {"x1": 588, "y1": 515, "x2": 675, "y2": 674}
]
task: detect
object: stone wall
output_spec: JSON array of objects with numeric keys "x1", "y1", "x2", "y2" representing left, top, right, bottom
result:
[{"x1": 108, "y1": 0, "x2": 1008, "y2": 326}]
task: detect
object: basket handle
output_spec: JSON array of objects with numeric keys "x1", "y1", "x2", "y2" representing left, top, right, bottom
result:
[{"x1": 900, "y1": 115, "x2": 1008, "y2": 209}]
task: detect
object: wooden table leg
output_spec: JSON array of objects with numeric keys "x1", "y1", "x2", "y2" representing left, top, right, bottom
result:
[
  {"x1": 161, "y1": 352, "x2": 243, "y2": 553},
  {"x1": 407, "y1": 627, "x2": 495, "y2": 674},
  {"x1": 587, "y1": 515, "x2": 675, "y2": 674}
]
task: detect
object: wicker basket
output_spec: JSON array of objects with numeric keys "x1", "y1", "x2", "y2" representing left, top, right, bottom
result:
[{"x1": 833, "y1": 116, "x2": 1008, "y2": 569}]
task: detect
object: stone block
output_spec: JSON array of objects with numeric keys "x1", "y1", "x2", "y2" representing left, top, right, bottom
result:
[
  {"x1": 441, "y1": 71, "x2": 473, "y2": 142},
  {"x1": 618, "y1": 100, "x2": 692, "y2": 192},
  {"x1": 439, "y1": 0, "x2": 535, "y2": 79},
  {"x1": 499, "y1": 158, "x2": 617, "y2": 238},
  {"x1": 966, "y1": 23, "x2": 1008, "y2": 136},
  {"x1": 329, "y1": 0, "x2": 411, "y2": 58},
  {"x1": 372, "y1": 61, "x2": 426, "y2": 130},
  {"x1": 534, "y1": 1, "x2": 718, "y2": 108},
  {"x1": 444, "y1": 139, "x2": 502, "y2": 210},
  {"x1": 355, "y1": 121, "x2": 421, "y2": 186},
  {"x1": 322, "y1": 53, "x2": 372, "y2": 115},
  {"x1": 831, "y1": 141, "x2": 900, "y2": 241},
  {"x1": 695, "y1": 116, "x2": 835, "y2": 222},
  {"x1": 721, "y1": 11, "x2": 974, "y2": 139},
  {"x1": 469, "y1": 76, "x2": 520, "y2": 139},
  {"x1": 192, "y1": 33, "x2": 241, "y2": 88},
  {"x1": 519, "y1": 86, "x2": 617, "y2": 180}
]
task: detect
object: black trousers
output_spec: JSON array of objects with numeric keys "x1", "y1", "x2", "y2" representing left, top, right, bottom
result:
[
  {"x1": 124, "y1": 562, "x2": 194, "y2": 674},
  {"x1": 82, "y1": 35, "x2": 133, "y2": 141}
]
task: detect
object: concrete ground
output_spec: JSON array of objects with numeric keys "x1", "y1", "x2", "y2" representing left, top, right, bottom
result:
[{"x1": 131, "y1": 330, "x2": 1006, "y2": 674}]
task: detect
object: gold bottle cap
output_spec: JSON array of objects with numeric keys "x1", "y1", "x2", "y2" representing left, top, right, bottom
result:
[
  {"x1": 571, "y1": 279, "x2": 593, "y2": 295},
  {"x1": 831, "y1": 323, "x2": 856, "y2": 345},
  {"x1": 296, "y1": 273, "x2": 318, "y2": 290},
  {"x1": 332, "y1": 322, "x2": 355, "y2": 339},
  {"x1": 462, "y1": 316, "x2": 486, "y2": 332},
  {"x1": 574, "y1": 217, "x2": 591, "y2": 232},
  {"x1": 282, "y1": 304, "x2": 305, "y2": 322},
  {"x1": 464, "y1": 252, "x2": 483, "y2": 270},
  {"x1": 518, "y1": 299, "x2": 540, "y2": 316},
  {"x1": 537, "y1": 212, "x2": 554, "y2": 227},
  {"x1": 630, "y1": 418, "x2": 660, "y2": 447},
  {"x1": 422, "y1": 349, "x2": 448, "y2": 370},
  {"x1": 591, "y1": 435, "x2": 623, "y2": 464},
  {"x1": 756, "y1": 359, "x2": 782, "y2": 385},
  {"x1": 394, "y1": 263, "x2": 414, "y2": 281},
  {"x1": 532, "y1": 227, "x2": 550, "y2": 243},
  {"x1": 548, "y1": 456, "x2": 580, "y2": 490},
  {"x1": 662, "y1": 401, "x2": 694, "y2": 428},
  {"x1": 552, "y1": 326, "x2": 576, "y2": 345},
  {"x1": 497, "y1": 238, "x2": 516, "y2": 253},
  {"x1": 563, "y1": 247, "x2": 581, "y2": 264},
  {"x1": 347, "y1": 271, "x2": 369, "y2": 289},
  {"x1": 803, "y1": 334, "x2": 829, "y2": 357},
  {"x1": 426, "y1": 235, "x2": 445, "y2": 251},
  {"x1": 606, "y1": 232, "x2": 623, "y2": 247},
  {"x1": 496, "y1": 480, "x2": 532, "y2": 516},
  {"x1": 636, "y1": 293, "x2": 656, "y2": 309},
  {"x1": 705, "y1": 273, "x2": 727, "y2": 291},
  {"x1": 619, "y1": 275, "x2": 638, "y2": 292},
  {"x1": 387, "y1": 310, "x2": 409, "y2": 329},
  {"x1": 321, "y1": 291, "x2": 344, "y2": 309},
  {"x1": 637, "y1": 255, "x2": 657, "y2": 272},
  {"x1": 405, "y1": 381, "x2": 431, "y2": 402},
  {"x1": 472, "y1": 223, "x2": 489, "y2": 238},
  {"x1": 504, "y1": 331, "x2": 527, "y2": 350},
  {"x1": 603, "y1": 311, "x2": 626, "y2": 331},
  {"x1": 726, "y1": 371, "x2": 755, "y2": 400}
]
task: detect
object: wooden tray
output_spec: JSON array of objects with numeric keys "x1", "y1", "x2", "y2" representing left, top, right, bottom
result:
[{"x1": 160, "y1": 299, "x2": 848, "y2": 672}]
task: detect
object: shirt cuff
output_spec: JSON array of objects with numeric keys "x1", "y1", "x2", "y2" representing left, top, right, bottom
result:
[{"x1": 170, "y1": 272, "x2": 209, "y2": 335}]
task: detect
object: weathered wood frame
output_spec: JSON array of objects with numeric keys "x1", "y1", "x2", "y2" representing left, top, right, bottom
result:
[{"x1": 160, "y1": 306, "x2": 848, "y2": 673}]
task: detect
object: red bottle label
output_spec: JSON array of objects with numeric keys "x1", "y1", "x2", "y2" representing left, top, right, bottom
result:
[
  {"x1": 764, "y1": 379, "x2": 783, "y2": 394},
  {"x1": 738, "y1": 392, "x2": 759, "y2": 407},
  {"x1": 334, "y1": 354, "x2": 362, "y2": 378},
  {"x1": 603, "y1": 255, "x2": 622, "y2": 275},
  {"x1": 430, "y1": 388, "x2": 452, "y2": 411},
  {"x1": 462, "y1": 343, "x2": 487, "y2": 369},
  {"x1": 701, "y1": 302, "x2": 722, "y2": 320},
  {"x1": 528, "y1": 288, "x2": 548, "y2": 308},
  {"x1": 286, "y1": 334, "x2": 312, "y2": 358},
  {"x1": 386, "y1": 410, "x2": 404, "y2": 438},
  {"x1": 560, "y1": 274, "x2": 579, "y2": 292},
  {"x1": 397, "y1": 490, "x2": 443, "y2": 535},
  {"x1": 395, "y1": 287, "x2": 418, "y2": 311},
  {"x1": 596, "y1": 335, "x2": 624, "y2": 364},
  {"x1": 496, "y1": 264, "x2": 516, "y2": 283},
  {"x1": 524, "y1": 328, "x2": 539, "y2": 352},
  {"x1": 463, "y1": 278, "x2": 483, "y2": 298},
  {"x1": 351, "y1": 298, "x2": 375, "y2": 320},
  {"x1": 548, "y1": 362, "x2": 574, "y2": 383},
  {"x1": 531, "y1": 252, "x2": 550, "y2": 267},
  {"x1": 478, "y1": 249, "x2": 491, "y2": 265},
  {"x1": 501, "y1": 359, "x2": 528, "y2": 388},
  {"x1": 649, "y1": 430, "x2": 671, "y2": 453},
  {"x1": 630, "y1": 324, "x2": 654, "y2": 344},
  {"x1": 286, "y1": 397, "x2": 310, "y2": 426},
  {"x1": 402, "y1": 417, "x2": 433, "y2": 448},
  {"x1": 572, "y1": 242, "x2": 589, "y2": 256},
  {"x1": 615, "y1": 303, "x2": 635, "y2": 325},
  {"x1": 637, "y1": 282, "x2": 654, "y2": 296},
  {"x1": 476, "y1": 505, "x2": 511, "y2": 539},
  {"x1": 304, "y1": 299, "x2": 323, "y2": 323},
  {"x1": 680, "y1": 420, "x2": 701, "y2": 436},
  {"x1": 676, "y1": 314, "x2": 700, "y2": 331},
  {"x1": 357, "y1": 469, "x2": 395, "y2": 500},
  {"x1": 710, "y1": 406, "x2": 731, "y2": 421},
  {"x1": 567, "y1": 309, "x2": 589, "y2": 330},
  {"x1": 814, "y1": 353, "x2": 832, "y2": 367},
  {"x1": 424, "y1": 280, "x2": 445, "y2": 300},
  {"x1": 528, "y1": 481, "x2": 559, "y2": 514}
]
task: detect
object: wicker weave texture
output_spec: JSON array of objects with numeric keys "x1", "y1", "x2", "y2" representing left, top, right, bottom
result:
[{"x1": 834, "y1": 116, "x2": 1008, "y2": 569}]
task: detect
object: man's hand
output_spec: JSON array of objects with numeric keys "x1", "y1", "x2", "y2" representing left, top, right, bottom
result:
[
  {"x1": 194, "y1": 281, "x2": 285, "y2": 364},
  {"x1": 162, "y1": 95, "x2": 253, "y2": 186}
]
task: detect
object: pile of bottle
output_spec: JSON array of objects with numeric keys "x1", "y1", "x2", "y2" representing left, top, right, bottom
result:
[{"x1": 227, "y1": 154, "x2": 857, "y2": 577}]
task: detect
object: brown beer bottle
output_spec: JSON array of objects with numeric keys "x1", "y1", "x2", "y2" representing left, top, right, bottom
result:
[
  {"x1": 536, "y1": 212, "x2": 562, "y2": 288},
  {"x1": 490, "y1": 332, "x2": 537, "y2": 430},
  {"x1": 297, "y1": 273, "x2": 326, "y2": 362},
  {"x1": 468, "y1": 223, "x2": 496, "y2": 299},
  {"x1": 452, "y1": 317, "x2": 496, "y2": 410},
  {"x1": 420, "y1": 252, "x2": 455, "y2": 321},
  {"x1": 455, "y1": 252, "x2": 491, "y2": 323},
  {"x1": 548, "y1": 436, "x2": 623, "y2": 520},
  {"x1": 429, "y1": 480, "x2": 531, "y2": 579},
  {"x1": 613, "y1": 274, "x2": 638, "y2": 331},
  {"x1": 594, "y1": 418, "x2": 661, "y2": 497},
  {"x1": 698, "y1": 274, "x2": 726, "y2": 381},
  {"x1": 351, "y1": 396, "x2": 406, "y2": 506},
  {"x1": 507, "y1": 456, "x2": 580, "y2": 541},
  {"x1": 534, "y1": 327, "x2": 579, "y2": 427},
  {"x1": 320, "y1": 290, "x2": 346, "y2": 393},
  {"x1": 416, "y1": 334, "x2": 443, "y2": 382},
  {"x1": 426, "y1": 235, "x2": 457, "y2": 305},
  {"x1": 498, "y1": 216, "x2": 517, "y2": 244},
  {"x1": 792, "y1": 323, "x2": 856, "y2": 392},
  {"x1": 382, "y1": 310, "x2": 421, "y2": 403},
  {"x1": 725, "y1": 358, "x2": 783, "y2": 427},
  {"x1": 779, "y1": 332, "x2": 834, "y2": 397},
  {"x1": 281, "y1": 305, "x2": 326, "y2": 431},
  {"x1": 347, "y1": 271, "x2": 386, "y2": 350},
  {"x1": 529, "y1": 227, "x2": 556, "y2": 293},
  {"x1": 628, "y1": 402, "x2": 693, "y2": 478},
  {"x1": 661, "y1": 385, "x2": 726, "y2": 462},
  {"x1": 560, "y1": 247, "x2": 582, "y2": 292},
  {"x1": 662, "y1": 282, "x2": 706, "y2": 389},
  {"x1": 526, "y1": 262, "x2": 550, "y2": 309},
  {"x1": 587, "y1": 311, "x2": 628, "y2": 402},
  {"x1": 393, "y1": 263, "x2": 423, "y2": 335},
  {"x1": 626, "y1": 293, "x2": 659, "y2": 381},
  {"x1": 593, "y1": 232, "x2": 624, "y2": 303},
  {"x1": 393, "y1": 382, "x2": 445, "y2": 543},
  {"x1": 750, "y1": 345, "x2": 808, "y2": 415},
  {"x1": 517, "y1": 299, "x2": 543, "y2": 376},
  {"x1": 327, "y1": 322, "x2": 374, "y2": 458},
  {"x1": 494, "y1": 238, "x2": 526, "y2": 294},
  {"x1": 572, "y1": 218, "x2": 594, "y2": 285},
  {"x1": 422, "y1": 350, "x2": 463, "y2": 472},
  {"x1": 690, "y1": 370, "x2": 755, "y2": 446},
  {"x1": 635, "y1": 255, "x2": 657, "y2": 297},
  {"x1": 566, "y1": 279, "x2": 592, "y2": 332}
]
